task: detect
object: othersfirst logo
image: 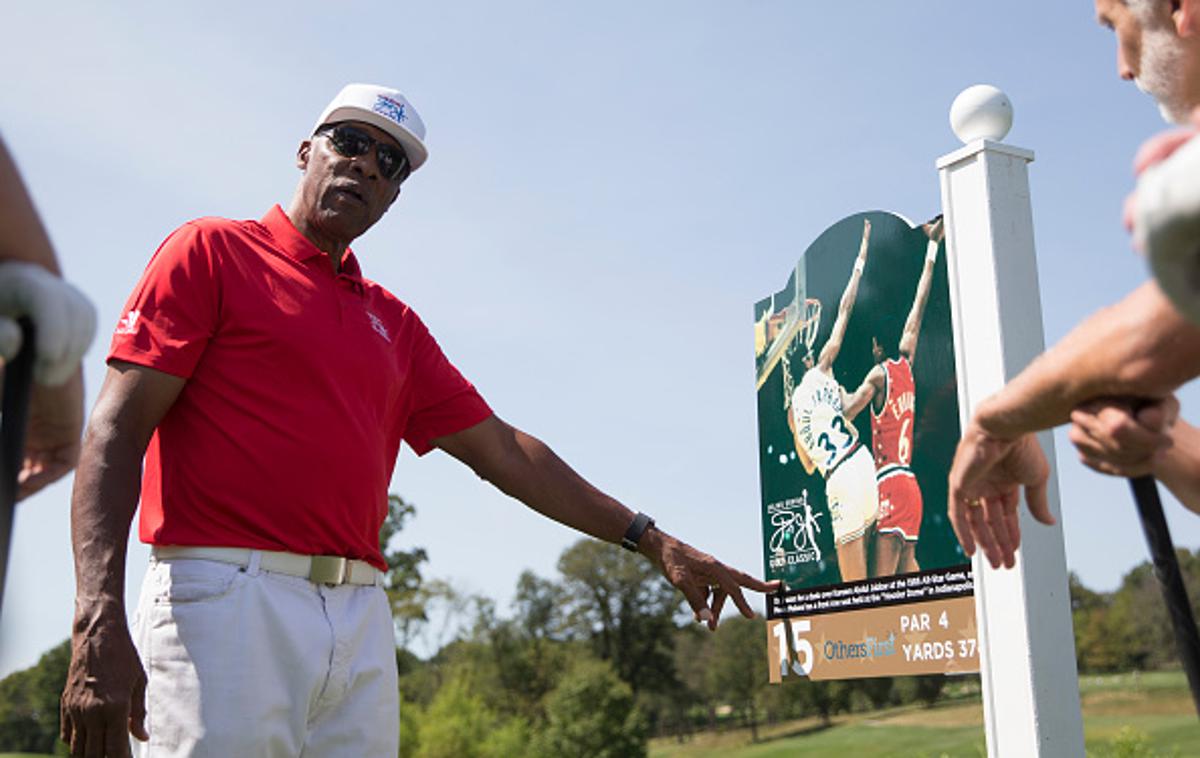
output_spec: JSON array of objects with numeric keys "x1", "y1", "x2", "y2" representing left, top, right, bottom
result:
[{"x1": 372, "y1": 95, "x2": 407, "y2": 125}]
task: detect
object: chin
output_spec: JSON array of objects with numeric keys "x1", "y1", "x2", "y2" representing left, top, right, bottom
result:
[
  {"x1": 1158, "y1": 101, "x2": 1191, "y2": 125},
  {"x1": 320, "y1": 207, "x2": 371, "y2": 237}
]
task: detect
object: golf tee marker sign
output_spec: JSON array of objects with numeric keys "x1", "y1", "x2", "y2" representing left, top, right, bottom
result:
[{"x1": 754, "y1": 211, "x2": 978, "y2": 682}]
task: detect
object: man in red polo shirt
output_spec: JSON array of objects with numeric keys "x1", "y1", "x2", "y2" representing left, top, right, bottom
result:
[{"x1": 60, "y1": 84, "x2": 777, "y2": 757}]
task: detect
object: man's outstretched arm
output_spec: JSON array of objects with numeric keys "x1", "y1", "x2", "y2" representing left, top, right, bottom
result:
[
  {"x1": 898, "y1": 219, "x2": 943, "y2": 362},
  {"x1": 818, "y1": 219, "x2": 871, "y2": 371},
  {"x1": 844, "y1": 366, "x2": 883, "y2": 422},
  {"x1": 948, "y1": 280, "x2": 1200, "y2": 569},
  {"x1": 61, "y1": 362, "x2": 185, "y2": 758},
  {"x1": 433, "y1": 415, "x2": 780, "y2": 630}
]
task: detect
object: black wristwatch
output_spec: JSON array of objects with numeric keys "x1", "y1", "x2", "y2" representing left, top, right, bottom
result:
[{"x1": 620, "y1": 512, "x2": 655, "y2": 551}]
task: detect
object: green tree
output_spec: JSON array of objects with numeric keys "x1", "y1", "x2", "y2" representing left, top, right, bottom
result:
[
  {"x1": 414, "y1": 672, "x2": 530, "y2": 758},
  {"x1": 1112, "y1": 549, "x2": 1200, "y2": 671},
  {"x1": 557, "y1": 539, "x2": 683, "y2": 696},
  {"x1": 530, "y1": 658, "x2": 647, "y2": 758},
  {"x1": 0, "y1": 639, "x2": 70, "y2": 754},
  {"x1": 707, "y1": 616, "x2": 766, "y2": 741},
  {"x1": 399, "y1": 696, "x2": 422, "y2": 758},
  {"x1": 912, "y1": 674, "x2": 947, "y2": 707},
  {"x1": 514, "y1": 570, "x2": 565, "y2": 641},
  {"x1": 855, "y1": 676, "x2": 894, "y2": 710},
  {"x1": 796, "y1": 679, "x2": 851, "y2": 726},
  {"x1": 381, "y1": 493, "x2": 430, "y2": 649},
  {"x1": 672, "y1": 625, "x2": 716, "y2": 732}
]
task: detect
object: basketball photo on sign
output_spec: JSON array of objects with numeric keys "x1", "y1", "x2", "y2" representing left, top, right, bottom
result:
[{"x1": 754, "y1": 211, "x2": 964, "y2": 593}]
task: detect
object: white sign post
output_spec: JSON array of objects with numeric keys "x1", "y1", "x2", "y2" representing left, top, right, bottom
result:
[{"x1": 937, "y1": 86, "x2": 1085, "y2": 757}]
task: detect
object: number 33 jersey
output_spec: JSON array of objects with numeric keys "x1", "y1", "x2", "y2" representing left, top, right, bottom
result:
[
  {"x1": 871, "y1": 357, "x2": 916, "y2": 472},
  {"x1": 791, "y1": 368, "x2": 859, "y2": 477}
]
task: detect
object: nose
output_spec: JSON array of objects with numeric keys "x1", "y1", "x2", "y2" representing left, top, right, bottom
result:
[
  {"x1": 1117, "y1": 41, "x2": 1136, "y2": 81},
  {"x1": 348, "y1": 148, "x2": 381, "y2": 181}
]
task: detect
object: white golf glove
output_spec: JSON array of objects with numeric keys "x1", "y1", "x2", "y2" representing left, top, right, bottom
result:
[
  {"x1": 0, "y1": 261, "x2": 97, "y2": 385},
  {"x1": 1134, "y1": 135, "x2": 1200, "y2": 326}
]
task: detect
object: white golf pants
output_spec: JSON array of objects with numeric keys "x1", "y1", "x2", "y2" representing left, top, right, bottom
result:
[{"x1": 130, "y1": 552, "x2": 399, "y2": 757}]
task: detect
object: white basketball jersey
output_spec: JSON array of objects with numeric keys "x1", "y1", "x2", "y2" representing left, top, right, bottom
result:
[{"x1": 791, "y1": 369, "x2": 859, "y2": 477}]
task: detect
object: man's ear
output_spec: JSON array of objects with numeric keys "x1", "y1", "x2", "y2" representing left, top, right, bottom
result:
[
  {"x1": 296, "y1": 140, "x2": 311, "y2": 171},
  {"x1": 1174, "y1": 0, "x2": 1199, "y2": 36}
]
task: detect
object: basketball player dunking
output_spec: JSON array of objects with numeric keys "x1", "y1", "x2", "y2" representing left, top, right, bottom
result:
[{"x1": 787, "y1": 219, "x2": 879, "y2": 583}]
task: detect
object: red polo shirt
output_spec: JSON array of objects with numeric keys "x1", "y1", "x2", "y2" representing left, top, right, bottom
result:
[{"x1": 108, "y1": 205, "x2": 492, "y2": 569}]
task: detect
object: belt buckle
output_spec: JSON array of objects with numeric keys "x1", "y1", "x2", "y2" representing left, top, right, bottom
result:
[{"x1": 309, "y1": 555, "x2": 348, "y2": 585}]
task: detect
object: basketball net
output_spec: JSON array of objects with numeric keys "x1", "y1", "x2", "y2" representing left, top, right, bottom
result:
[{"x1": 782, "y1": 299, "x2": 821, "y2": 410}]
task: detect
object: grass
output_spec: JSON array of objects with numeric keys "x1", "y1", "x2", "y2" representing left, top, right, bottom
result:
[
  {"x1": 5, "y1": 673, "x2": 1194, "y2": 758},
  {"x1": 650, "y1": 672, "x2": 1199, "y2": 758}
]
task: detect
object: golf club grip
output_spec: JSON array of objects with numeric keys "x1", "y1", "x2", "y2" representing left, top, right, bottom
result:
[
  {"x1": 1129, "y1": 474, "x2": 1200, "y2": 717},
  {"x1": 0, "y1": 317, "x2": 36, "y2": 614}
]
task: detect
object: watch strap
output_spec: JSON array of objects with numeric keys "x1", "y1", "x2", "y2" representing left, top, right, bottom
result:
[{"x1": 621, "y1": 512, "x2": 655, "y2": 551}]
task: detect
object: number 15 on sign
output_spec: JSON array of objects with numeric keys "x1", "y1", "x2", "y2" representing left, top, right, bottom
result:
[{"x1": 770, "y1": 618, "x2": 813, "y2": 681}]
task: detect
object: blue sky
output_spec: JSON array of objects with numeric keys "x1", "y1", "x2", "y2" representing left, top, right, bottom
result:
[{"x1": 2, "y1": 2, "x2": 1196, "y2": 675}]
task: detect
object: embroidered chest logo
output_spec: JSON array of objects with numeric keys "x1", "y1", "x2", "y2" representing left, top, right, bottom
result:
[
  {"x1": 366, "y1": 312, "x2": 391, "y2": 342},
  {"x1": 115, "y1": 309, "x2": 140, "y2": 335}
]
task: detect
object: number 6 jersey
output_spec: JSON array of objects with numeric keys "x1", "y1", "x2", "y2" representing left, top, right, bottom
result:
[{"x1": 871, "y1": 357, "x2": 916, "y2": 474}]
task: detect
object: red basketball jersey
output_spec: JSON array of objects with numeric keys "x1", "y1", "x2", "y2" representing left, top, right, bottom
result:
[{"x1": 871, "y1": 357, "x2": 916, "y2": 471}]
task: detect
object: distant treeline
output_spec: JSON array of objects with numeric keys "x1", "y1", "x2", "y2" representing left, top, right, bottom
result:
[{"x1": 1, "y1": 495, "x2": 1196, "y2": 756}]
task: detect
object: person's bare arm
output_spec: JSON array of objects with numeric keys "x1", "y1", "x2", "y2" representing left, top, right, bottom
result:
[
  {"x1": 1155, "y1": 419, "x2": 1200, "y2": 514},
  {"x1": 971, "y1": 281, "x2": 1200, "y2": 438},
  {"x1": 898, "y1": 220, "x2": 942, "y2": 362},
  {"x1": 817, "y1": 219, "x2": 871, "y2": 371},
  {"x1": 433, "y1": 415, "x2": 779, "y2": 630},
  {"x1": 844, "y1": 365, "x2": 883, "y2": 422},
  {"x1": 61, "y1": 362, "x2": 186, "y2": 758},
  {"x1": 0, "y1": 137, "x2": 62, "y2": 274},
  {"x1": 947, "y1": 280, "x2": 1200, "y2": 569}
]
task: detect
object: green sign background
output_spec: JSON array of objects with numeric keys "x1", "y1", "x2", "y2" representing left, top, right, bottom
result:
[{"x1": 755, "y1": 211, "x2": 965, "y2": 591}]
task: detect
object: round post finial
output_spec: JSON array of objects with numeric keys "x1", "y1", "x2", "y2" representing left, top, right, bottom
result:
[{"x1": 950, "y1": 85, "x2": 1013, "y2": 144}]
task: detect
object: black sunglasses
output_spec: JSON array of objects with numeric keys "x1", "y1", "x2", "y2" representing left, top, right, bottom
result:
[{"x1": 316, "y1": 123, "x2": 411, "y2": 183}]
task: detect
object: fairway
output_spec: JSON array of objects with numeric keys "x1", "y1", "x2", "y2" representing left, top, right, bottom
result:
[{"x1": 650, "y1": 672, "x2": 1198, "y2": 758}]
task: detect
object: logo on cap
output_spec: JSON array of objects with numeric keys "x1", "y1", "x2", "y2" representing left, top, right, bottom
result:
[{"x1": 372, "y1": 95, "x2": 407, "y2": 125}]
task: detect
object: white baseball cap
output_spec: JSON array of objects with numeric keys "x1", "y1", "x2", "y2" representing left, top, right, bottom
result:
[{"x1": 312, "y1": 83, "x2": 428, "y2": 171}]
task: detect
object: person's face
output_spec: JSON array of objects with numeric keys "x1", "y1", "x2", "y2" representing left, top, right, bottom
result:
[
  {"x1": 1096, "y1": 0, "x2": 1197, "y2": 123},
  {"x1": 293, "y1": 121, "x2": 405, "y2": 244}
]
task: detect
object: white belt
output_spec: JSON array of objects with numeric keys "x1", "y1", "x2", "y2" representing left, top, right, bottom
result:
[{"x1": 152, "y1": 546, "x2": 381, "y2": 587}]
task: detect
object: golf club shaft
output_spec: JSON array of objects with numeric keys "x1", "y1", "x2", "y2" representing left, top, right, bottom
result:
[
  {"x1": 1129, "y1": 474, "x2": 1200, "y2": 717},
  {"x1": 0, "y1": 318, "x2": 36, "y2": 615}
]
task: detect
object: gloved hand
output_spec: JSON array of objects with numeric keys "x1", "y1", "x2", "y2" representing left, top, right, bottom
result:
[{"x1": 0, "y1": 261, "x2": 96, "y2": 385}]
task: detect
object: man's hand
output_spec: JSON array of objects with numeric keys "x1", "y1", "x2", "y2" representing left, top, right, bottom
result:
[
  {"x1": 947, "y1": 420, "x2": 1053, "y2": 570},
  {"x1": 639, "y1": 527, "x2": 781, "y2": 631},
  {"x1": 61, "y1": 608, "x2": 149, "y2": 757},
  {"x1": 1068, "y1": 396, "x2": 1178, "y2": 478},
  {"x1": 18, "y1": 368, "x2": 84, "y2": 499}
]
